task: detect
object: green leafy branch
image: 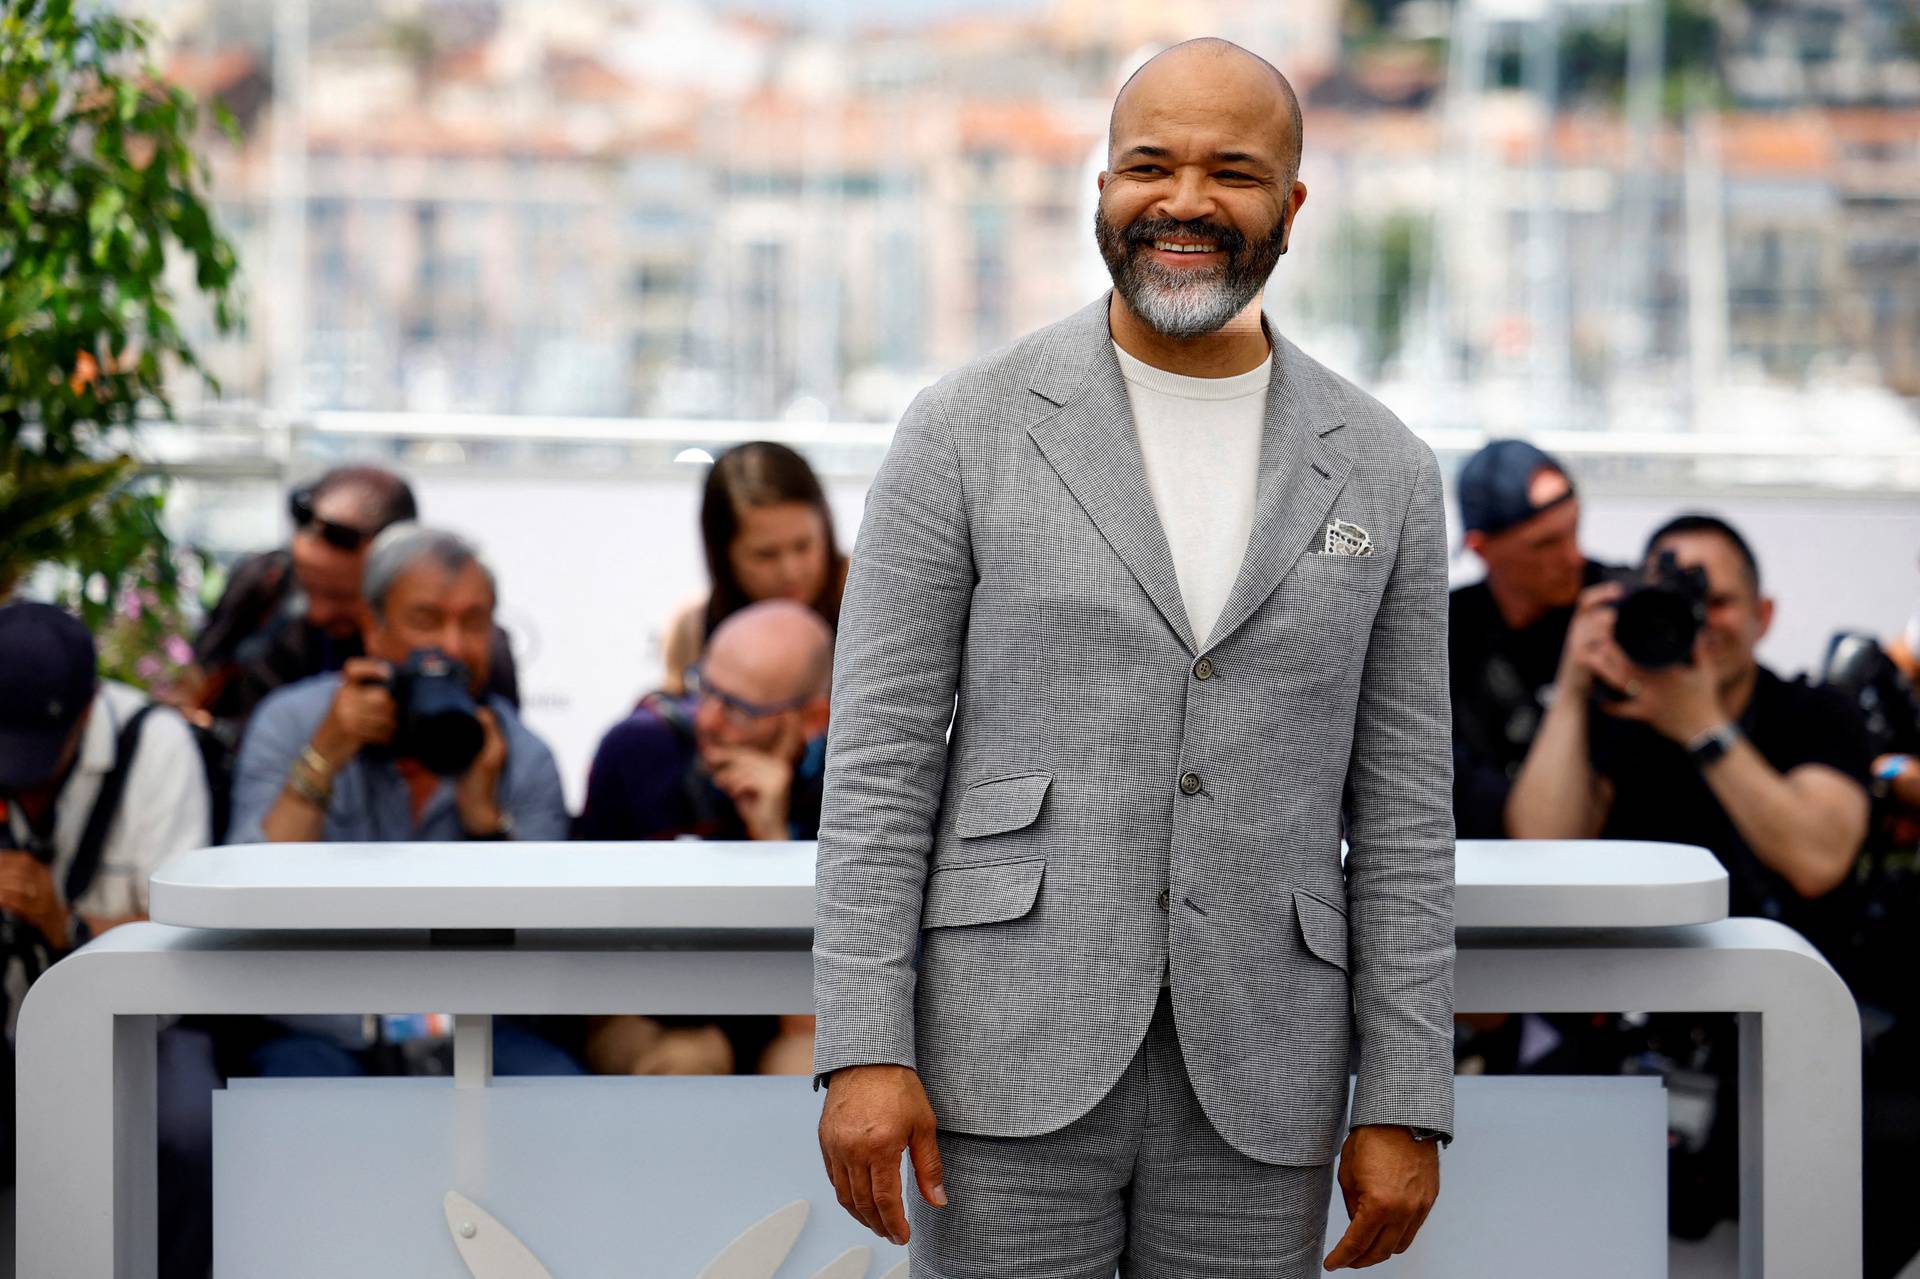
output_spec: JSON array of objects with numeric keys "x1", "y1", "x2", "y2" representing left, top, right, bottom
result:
[{"x1": 0, "y1": 0, "x2": 241, "y2": 668}]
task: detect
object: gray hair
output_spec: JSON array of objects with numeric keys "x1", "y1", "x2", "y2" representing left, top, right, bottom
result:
[{"x1": 363, "y1": 523, "x2": 496, "y2": 620}]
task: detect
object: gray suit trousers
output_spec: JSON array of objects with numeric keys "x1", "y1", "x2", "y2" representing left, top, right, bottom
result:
[{"x1": 908, "y1": 992, "x2": 1334, "y2": 1279}]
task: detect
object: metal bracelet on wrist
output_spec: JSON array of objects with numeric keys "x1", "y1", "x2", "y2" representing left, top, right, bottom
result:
[
  {"x1": 299, "y1": 744, "x2": 338, "y2": 781},
  {"x1": 286, "y1": 766, "x2": 331, "y2": 808}
]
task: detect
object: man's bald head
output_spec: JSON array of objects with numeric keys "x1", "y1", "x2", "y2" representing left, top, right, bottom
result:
[
  {"x1": 706, "y1": 599, "x2": 834, "y2": 704},
  {"x1": 1108, "y1": 38, "x2": 1303, "y2": 186}
]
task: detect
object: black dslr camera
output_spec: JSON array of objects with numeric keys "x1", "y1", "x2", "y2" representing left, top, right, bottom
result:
[
  {"x1": 0, "y1": 812, "x2": 59, "y2": 988},
  {"x1": 386, "y1": 649, "x2": 485, "y2": 776},
  {"x1": 1610, "y1": 550, "x2": 1710, "y2": 670}
]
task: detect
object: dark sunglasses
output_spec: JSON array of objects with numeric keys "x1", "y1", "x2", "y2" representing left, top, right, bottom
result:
[
  {"x1": 289, "y1": 488, "x2": 373, "y2": 552},
  {"x1": 685, "y1": 663, "x2": 815, "y2": 725}
]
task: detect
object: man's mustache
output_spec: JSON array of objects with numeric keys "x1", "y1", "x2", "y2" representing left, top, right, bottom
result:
[{"x1": 1124, "y1": 217, "x2": 1248, "y2": 257}]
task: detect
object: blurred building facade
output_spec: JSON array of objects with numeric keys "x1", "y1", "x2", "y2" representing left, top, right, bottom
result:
[{"x1": 154, "y1": 0, "x2": 1919, "y2": 436}]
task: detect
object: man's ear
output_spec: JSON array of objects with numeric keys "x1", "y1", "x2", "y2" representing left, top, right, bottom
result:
[
  {"x1": 1097, "y1": 170, "x2": 1109, "y2": 194},
  {"x1": 1279, "y1": 180, "x2": 1308, "y2": 254},
  {"x1": 1754, "y1": 595, "x2": 1775, "y2": 643},
  {"x1": 1463, "y1": 529, "x2": 1488, "y2": 565},
  {"x1": 801, "y1": 697, "x2": 830, "y2": 743}
]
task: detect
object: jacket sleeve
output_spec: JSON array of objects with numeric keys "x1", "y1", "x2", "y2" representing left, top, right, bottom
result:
[
  {"x1": 1344, "y1": 443, "x2": 1458, "y2": 1140},
  {"x1": 811, "y1": 386, "x2": 974, "y2": 1082}
]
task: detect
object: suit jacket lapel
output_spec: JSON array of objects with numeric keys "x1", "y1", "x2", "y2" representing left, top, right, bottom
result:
[
  {"x1": 1026, "y1": 297, "x2": 1197, "y2": 654},
  {"x1": 1202, "y1": 331, "x2": 1352, "y2": 654}
]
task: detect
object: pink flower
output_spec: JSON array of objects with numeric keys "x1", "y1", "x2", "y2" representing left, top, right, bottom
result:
[
  {"x1": 135, "y1": 656, "x2": 164, "y2": 680},
  {"x1": 166, "y1": 636, "x2": 193, "y2": 665}
]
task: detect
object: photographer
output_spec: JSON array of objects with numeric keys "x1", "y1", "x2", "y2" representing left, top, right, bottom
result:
[
  {"x1": 1507, "y1": 513, "x2": 1872, "y2": 1239},
  {"x1": 0, "y1": 604, "x2": 210, "y2": 961},
  {"x1": 1507, "y1": 513, "x2": 1871, "y2": 938},
  {"x1": 230, "y1": 524, "x2": 566, "y2": 846},
  {"x1": 1449, "y1": 439, "x2": 1610, "y2": 839},
  {"x1": 576, "y1": 599, "x2": 832, "y2": 1077},
  {"x1": 186, "y1": 468, "x2": 520, "y2": 804},
  {"x1": 0, "y1": 602, "x2": 216, "y2": 1276},
  {"x1": 225, "y1": 524, "x2": 576, "y2": 1089}
]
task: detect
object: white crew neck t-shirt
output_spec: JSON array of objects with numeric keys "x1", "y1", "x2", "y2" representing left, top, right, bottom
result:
[{"x1": 1113, "y1": 341, "x2": 1270, "y2": 649}]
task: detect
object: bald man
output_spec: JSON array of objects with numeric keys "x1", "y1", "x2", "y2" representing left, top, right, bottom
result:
[
  {"x1": 814, "y1": 37, "x2": 1454, "y2": 1276},
  {"x1": 579, "y1": 599, "x2": 833, "y2": 842}
]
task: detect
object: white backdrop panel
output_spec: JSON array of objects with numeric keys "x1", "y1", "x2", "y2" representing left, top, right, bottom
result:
[{"x1": 214, "y1": 1074, "x2": 1664, "y2": 1277}]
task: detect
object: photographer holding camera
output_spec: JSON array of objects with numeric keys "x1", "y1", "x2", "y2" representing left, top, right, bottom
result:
[
  {"x1": 225, "y1": 525, "x2": 576, "y2": 1089},
  {"x1": 230, "y1": 524, "x2": 566, "y2": 847},
  {"x1": 1507, "y1": 513, "x2": 1873, "y2": 1239},
  {"x1": 0, "y1": 602, "x2": 217, "y2": 1276},
  {"x1": 1508, "y1": 513, "x2": 1871, "y2": 936}
]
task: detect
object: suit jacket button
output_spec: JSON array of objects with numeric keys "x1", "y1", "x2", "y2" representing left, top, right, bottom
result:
[
  {"x1": 1193, "y1": 657, "x2": 1214, "y2": 681},
  {"x1": 1158, "y1": 889, "x2": 1171, "y2": 912},
  {"x1": 1179, "y1": 771, "x2": 1202, "y2": 796}
]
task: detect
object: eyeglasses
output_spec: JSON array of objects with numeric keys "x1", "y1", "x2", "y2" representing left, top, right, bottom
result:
[
  {"x1": 684, "y1": 663, "x2": 815, "y2": 726},
  {"x1": 289, "y1": 488, "x2": 374, "y2": 552}
]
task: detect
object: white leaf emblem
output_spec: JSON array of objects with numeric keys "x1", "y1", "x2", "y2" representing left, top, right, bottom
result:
[{"x1": 446, "y1": 1191, "x2": 907, "y2": 1279}]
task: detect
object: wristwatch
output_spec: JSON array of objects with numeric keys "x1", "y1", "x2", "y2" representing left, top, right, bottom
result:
[
  {"x1": 1409, "y1": 1126, "x2": 1447, "y2": 1146},
  {"x1": 1686, "y1": 722, "x2": 1740, "y2": 769}
]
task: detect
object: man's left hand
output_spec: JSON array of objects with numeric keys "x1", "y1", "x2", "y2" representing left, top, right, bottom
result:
[
  {"x1": 1594, "y1": 632, "x2": 1724, "y2": 745},
  {"x1": 1323, "y1": 1125, "x2": 1439, "y2": 1270},
  {"x1": 706, "y1": 746, "x2": 795, "y2": 841},
  {"x1": 454, "y1": 707, "x2": 510, "y2": 835},
  {"x1": 0, "y1": 851, "x2": 71, "y2": 951}
]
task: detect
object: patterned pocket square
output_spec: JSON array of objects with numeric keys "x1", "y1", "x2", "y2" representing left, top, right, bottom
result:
[{"x1": 1322, "y1": 519, "x2": 1374, "y2": 557}]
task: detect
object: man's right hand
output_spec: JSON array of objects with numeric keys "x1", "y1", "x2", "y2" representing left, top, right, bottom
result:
[
  {"x1": 817, "y1": 1063, "x2": 946, "y2": 1247},
  {"x1": 311, "y1": 657, "x2": 396, "y2": 764},
  {"x1": 1557, "y1": 581, "x2": 1635, "y2": 701}
]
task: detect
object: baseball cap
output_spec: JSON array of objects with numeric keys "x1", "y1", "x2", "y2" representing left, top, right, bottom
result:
[
  {"x1": 0, "y1": 602, "x2": 99, "y2": 791},
  {"x1": 1457, "y1": 439, "x2": 1575, "y2": 537}
]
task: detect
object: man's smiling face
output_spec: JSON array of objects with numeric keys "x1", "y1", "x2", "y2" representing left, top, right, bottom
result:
[{"x1": 1095, "y1": 42, "x2": 1307, "y2": 340}]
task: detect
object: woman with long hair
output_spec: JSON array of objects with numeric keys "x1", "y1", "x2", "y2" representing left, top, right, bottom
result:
[{"x1": 659, "y1": 441, "x2": 849, "y2": 695}]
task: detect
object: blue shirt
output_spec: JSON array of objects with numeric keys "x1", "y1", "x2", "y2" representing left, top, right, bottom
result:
[{"x1": 229, "y1": 672, "x2": 570, "y2": 845}]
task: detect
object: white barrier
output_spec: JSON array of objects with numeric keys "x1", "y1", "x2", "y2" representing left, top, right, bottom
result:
[{"x1": 14, "y1": 839, "x2": 1859, "y2": 1277}]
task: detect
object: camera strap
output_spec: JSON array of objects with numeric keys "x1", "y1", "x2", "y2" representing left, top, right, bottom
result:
[{"x1": 65, "y1": 703, "x2": 160, "y2": 906}]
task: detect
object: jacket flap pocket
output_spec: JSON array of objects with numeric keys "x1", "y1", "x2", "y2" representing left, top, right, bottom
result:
[
  {"x1": 922, "y1": 859, "x2": 1045, "y2": 930},
  {"x1": 1293, "y1": 889, "x2": 1349, "y2": 972},
  {"x1": 954, "y1": 771, "x2": 1052, "y2": 839}
]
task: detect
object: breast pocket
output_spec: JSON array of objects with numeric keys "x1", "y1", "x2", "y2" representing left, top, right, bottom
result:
[
  {"x1": 1294, "y1": 551, "x2": 1394, "y2": 600},
  {"x1": 1287, "y1": 552, "x2": 1395, "y2": 642}
]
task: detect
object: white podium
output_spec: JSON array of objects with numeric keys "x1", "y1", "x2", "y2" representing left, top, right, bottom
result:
[{"x1": 14, "y1": 839, "x2": 1860, "y2": 1277}]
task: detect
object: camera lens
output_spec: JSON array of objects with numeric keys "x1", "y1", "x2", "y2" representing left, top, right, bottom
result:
[{"x1": 393, "y1": 650, "x2": 484, "y2": 775}]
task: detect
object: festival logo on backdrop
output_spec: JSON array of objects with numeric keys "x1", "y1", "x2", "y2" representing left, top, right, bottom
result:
[{"x1": 445, "y1": 1192, "x2": 909, "y2": 1279}]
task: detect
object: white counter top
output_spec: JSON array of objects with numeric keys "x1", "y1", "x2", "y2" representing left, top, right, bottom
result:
[{"x1": 148, "y1": 839, "x2": 1727, "y2": 933}]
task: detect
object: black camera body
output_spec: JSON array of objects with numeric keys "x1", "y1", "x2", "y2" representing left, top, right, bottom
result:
[
  {"x1": 1611, "y1": 550, "x2": 1711, "y2": 670},
  {"x1": 0, "y1": 810, "x2": 58, "y2": 988},
  {"x1": 387, "y1": 649, "x2": 485, "y2": 776}
]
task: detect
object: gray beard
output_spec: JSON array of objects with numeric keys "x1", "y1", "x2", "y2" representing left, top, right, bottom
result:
[{"x1": 1120, "y1": 261, "x2": 1265, "y2": 340}]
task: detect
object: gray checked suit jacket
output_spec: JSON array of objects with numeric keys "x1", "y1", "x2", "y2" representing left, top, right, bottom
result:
[{"x1": 812, "y1": 294, "x2": 1455, "y2": 1166}]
